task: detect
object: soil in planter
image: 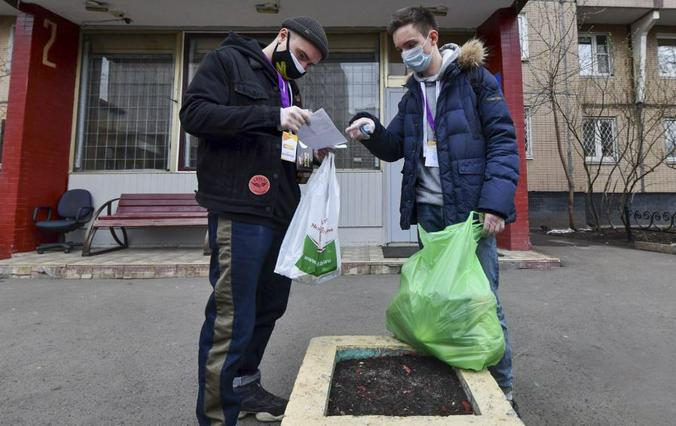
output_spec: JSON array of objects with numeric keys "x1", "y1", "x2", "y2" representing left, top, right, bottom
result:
[{"x1": 327, "y1": 354, "x2": 473, "y2": 416}]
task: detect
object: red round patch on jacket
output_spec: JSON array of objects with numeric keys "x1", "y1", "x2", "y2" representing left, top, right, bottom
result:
[{"x1": 249, "y1": 175, "x2": 270, "y2": 196}]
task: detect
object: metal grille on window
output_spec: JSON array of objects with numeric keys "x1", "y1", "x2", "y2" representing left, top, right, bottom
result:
[
  {"x1": 582, "y1": 120, "x2": 596, "y2": 157},
  {"x1": 666, "y1": 119, "x2": 676, "y2": 160},
  {"x1": 598, "y1": 119, "x2": 614, "y2": 158},
  {"x1": 583, "y1": 118, "x2": 615, "y2": 161},
  {"x1": 76, "y1": 54, "x2": 174, "y2": 171},
  {"x1": 299, "y1": 52, "x2": 380, "y2": 170}
]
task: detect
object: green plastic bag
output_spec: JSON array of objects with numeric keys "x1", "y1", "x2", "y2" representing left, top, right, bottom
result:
[{"x1": 385, "y1": 213, "x2": 505, "y2": 371}]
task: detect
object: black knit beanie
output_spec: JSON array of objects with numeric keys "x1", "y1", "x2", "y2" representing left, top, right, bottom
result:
[{"x1": 282, "y1": 16, "x2": 329, "y2": 60}]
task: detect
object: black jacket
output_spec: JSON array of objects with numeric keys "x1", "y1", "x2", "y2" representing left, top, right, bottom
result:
[{"x1": 180, "y1": 32, "x2": 303, "y2": 228}]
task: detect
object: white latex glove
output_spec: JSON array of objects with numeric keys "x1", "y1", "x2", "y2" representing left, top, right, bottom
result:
[
  {"x1": 280, "y1": 106, "x2": 312, "y2": 133},
  {"x1": 345, "y1": 117, "x2": 375, "y2": 141},
  {"x1": 482, "y1": 213, "x2": 506, "y2": 236}
]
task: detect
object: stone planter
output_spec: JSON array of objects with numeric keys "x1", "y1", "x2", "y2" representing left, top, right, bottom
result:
[{"x1": 283, "y1": 335, "x2": 523, "y2": 425}]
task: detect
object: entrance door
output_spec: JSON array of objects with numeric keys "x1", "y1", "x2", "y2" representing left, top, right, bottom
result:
[{"x1": 385, "y1": 87, "x2": 418, "y2": 243}]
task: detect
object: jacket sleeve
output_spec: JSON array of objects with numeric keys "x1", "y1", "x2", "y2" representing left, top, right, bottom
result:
[
  {"x1": 348, "y1": 94, "x2": 408, "y2": 163},
  {"x1": 475, "y1": 67, "x2": 520, "y2": 220},
  {"x1": 179, "y1": 50, "x2": 280, "y2": 140}
]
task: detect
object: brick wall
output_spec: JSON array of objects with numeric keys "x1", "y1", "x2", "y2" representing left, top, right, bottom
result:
[
  {"x1": 0, "y1": 6, "x2": 79, "y2": 259},
  {"x1": 478, "y1": 7, "x2": 532, "y2": 251}
]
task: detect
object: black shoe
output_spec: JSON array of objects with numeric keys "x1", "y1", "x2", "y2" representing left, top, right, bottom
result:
[
  {"x1": 509, "y1": 397, "x2": 521, "y2": 417},
  {"x1": 235, "y1": 381, "x2": 287, "y2": 422},
  {"x1": 502, "y1": 387, "x2": 521, "y2": 417}
]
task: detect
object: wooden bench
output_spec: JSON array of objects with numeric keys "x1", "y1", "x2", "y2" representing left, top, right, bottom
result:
[{"x1": 82, "y1": 193, "x2": 208, "y2": 256}]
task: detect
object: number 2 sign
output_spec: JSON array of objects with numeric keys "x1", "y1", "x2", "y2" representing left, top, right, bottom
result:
[{"x1": 42, "y1": 18, "x2": 57, "y2": 69}]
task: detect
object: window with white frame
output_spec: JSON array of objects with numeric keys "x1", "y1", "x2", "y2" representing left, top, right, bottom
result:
[
  {"x1": 524, "y1": 106, "x2": 533, "y2": 159},
  {"x1": 657, "y1": 35, "x2": 676, "y2": 78},
  {"x1": 665, "y1": 119, "x2": 676, "y2": 162},
  {"x1": 578, "y1": 34, "x2": 612, "y2": 76},
  {"x1": 518, "y1": 14, "x2": 529, "y2": 61},
  {"x1": 582, "y1": 118, "x2": 617, "y2": 163}
]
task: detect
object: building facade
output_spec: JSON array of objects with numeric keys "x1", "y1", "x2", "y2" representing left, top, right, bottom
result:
[
  {"x1": 519, "y1": 0, "x2": 676, "y2": 226},
  {"x1": 0, "y1": 0, "x2": 531, "y2": 258}
]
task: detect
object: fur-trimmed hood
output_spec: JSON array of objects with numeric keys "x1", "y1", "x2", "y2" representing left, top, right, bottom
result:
[{"x1": 457, "y1": 39, "x2": 487, "y2": 70}]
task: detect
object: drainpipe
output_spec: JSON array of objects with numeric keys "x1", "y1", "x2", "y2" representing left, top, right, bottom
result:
[
  {"x1": 631, "y1": 10, "x2": 660, "y2": 192},
  {"x1": 559, "y1": 0, "x2": 575, "y2": 216}
]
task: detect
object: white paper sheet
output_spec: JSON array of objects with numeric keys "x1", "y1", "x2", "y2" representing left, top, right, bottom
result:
[{"x1": 297, "y1": 108, "x2": 348, "y2": 150}]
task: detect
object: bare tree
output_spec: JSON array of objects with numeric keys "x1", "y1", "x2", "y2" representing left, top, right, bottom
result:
[
  {"x1": 523, "y1": 0, "x2": 676, "y2": 238},
  {"x1": 523, "y1": 0, "x2": 580, "y2": 230}
]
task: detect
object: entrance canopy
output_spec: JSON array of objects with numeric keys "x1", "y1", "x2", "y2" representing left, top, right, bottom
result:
[{"x1": 10, "y1": 0, "x2": 515, "y2": 31}]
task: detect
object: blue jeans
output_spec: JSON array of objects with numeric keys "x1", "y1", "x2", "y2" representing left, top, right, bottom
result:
[
  {"x1": 416, "y1": 203, "x2": 513, "y2": 389},
  {"x1": 196, "y1": 215, "x2": 292, "y2": 426}
]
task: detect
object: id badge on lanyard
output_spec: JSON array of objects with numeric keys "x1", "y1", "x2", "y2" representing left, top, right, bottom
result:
[
  {"x1": 278, "y1": 74, "x2": 298, "y2": 162},
  {"x1": 421, "y1": 81, "x2": 440, "y2": 168}
]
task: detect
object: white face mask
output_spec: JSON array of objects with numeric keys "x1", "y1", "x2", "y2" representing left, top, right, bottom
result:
[{"x1": 401, "y1": 34, "x2": 432, "y2": 73}]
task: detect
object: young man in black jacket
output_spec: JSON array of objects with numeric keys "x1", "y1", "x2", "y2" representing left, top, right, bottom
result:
[{"x1": 180, "y1": 17, "x2": 328, "y2": 426}]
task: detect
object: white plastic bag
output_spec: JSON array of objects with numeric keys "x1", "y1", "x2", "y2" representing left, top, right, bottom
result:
[{"x1": 275, "y1": 153, "x2": 341, "y2": 283}]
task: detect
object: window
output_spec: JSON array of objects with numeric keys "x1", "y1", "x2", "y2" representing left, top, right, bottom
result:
[
  {"x1": 75, "y1": 36, "x2": 175, "y2": 171},
  {"x1": 518, "y1": 14, "x2": 529, "y2": 61},
  {"x1": 582, "y1": 118, "x2": 617, "y2": 163},
  {"x1": 182, "y1": 34, "x2": 381, "y2": 171},
  {"x1": 665, "y1": 119, "x2": 676, "y2": 163},
  {"x1": 578, "y1": 34, "x2": 612, "y2": 76},
  {"x1": 524, "y1": 106, "x2": 533, "y2": 159},
  {"x1": 300, "y1": 52, "x2": 380, "y2": 170},
  {"x1": 657, "y1": 35, "x2": 676, "y2": 78},
  {"x1": 181, "y1": 35, "x2": 235, "y2": 170}
]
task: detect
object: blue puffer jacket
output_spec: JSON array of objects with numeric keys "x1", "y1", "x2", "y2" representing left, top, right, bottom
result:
[{"x1": 352, "y1": 40, "x2": 519, "y2": 229}]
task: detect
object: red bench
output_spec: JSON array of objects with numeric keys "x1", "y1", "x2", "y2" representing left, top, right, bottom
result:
[{"x1": 82, "y1": 193, "x2": 208, "y2": 256}]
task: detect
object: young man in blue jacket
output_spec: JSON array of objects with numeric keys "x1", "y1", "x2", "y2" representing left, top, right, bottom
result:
[
  {"x1": 181, "y1": 17, "x2": 329, "y2": 426},
  {"x1": 347, "y1": 6, "x2": 520, "y2": 409}
]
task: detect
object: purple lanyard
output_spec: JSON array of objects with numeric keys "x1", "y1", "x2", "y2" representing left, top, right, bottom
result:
[
  {"x1": 276, "y1": 72, "x2": 291, "y2": 108},
  {"x1": 421, "y1": 83, "x2": 436, "y2": 133}
]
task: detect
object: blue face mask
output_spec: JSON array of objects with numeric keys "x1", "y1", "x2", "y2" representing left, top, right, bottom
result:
[{"x1": 401, "y1": 35, "x2": 432, "y2": 73}]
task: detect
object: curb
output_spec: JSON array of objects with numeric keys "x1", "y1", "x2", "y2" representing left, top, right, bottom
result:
[{"x1": 1, "y1": 255, "x2": 561, "y2": 280}]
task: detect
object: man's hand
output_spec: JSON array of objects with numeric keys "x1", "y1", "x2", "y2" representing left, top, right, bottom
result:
[
  {"x1": 314, "y1": 148, "x2": 333, "y2": 162},
  {"x1": 482, "y1": 213, "x2": 505, "y2": 236},
  {"x1": 280, "y1": 106, "x2": 312, "y2": 133},
  {"x1": 345, "y1": 117, "x2": 375, "y2": 141}
]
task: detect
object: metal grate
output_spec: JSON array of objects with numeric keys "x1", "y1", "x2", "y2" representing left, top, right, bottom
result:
[
  {"x1": 182, "y1": 38, "x2": 380, "y2": 170},
  {"x1": 666, "y1": 119, "x2": 676, "y2": 160},
  {"x1": 77, "y1": 54, "x2": 174, "y2": 171},
  {"x1": 300, "y1": 53, "x2": 380, "y2": 170},
  {"x1": 583, "y1": 118, "x2": 616, "y2": 162}
]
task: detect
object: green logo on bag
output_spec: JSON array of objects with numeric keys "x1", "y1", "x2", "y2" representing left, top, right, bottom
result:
[{"x1": 296, "y1": 236, "x2": 338, "y2": 277}]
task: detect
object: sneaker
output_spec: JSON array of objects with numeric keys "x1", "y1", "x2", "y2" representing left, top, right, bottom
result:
[{"x1": 235, "y1": 381, "x2": 287, "y2": 422}]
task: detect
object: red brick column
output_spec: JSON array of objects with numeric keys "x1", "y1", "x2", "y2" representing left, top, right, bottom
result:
[
  {"x1": 477, "y1": 7, "x2": 532, "y2": 251},
  {"x1": 0, "y1": 6, "x2": 79, "y2": 258}
]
